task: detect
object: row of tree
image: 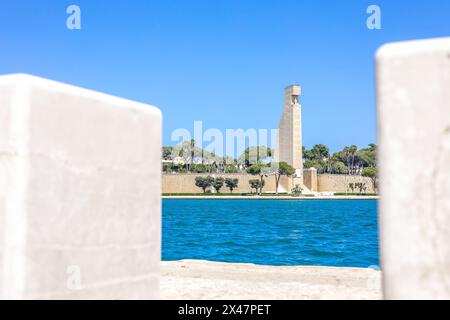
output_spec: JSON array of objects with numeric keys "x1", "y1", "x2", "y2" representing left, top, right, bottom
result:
[
  {"x1": 163, "y1": 140, "x2": 378, "y2": 180},
  {"x1": 303, "y1": 144, "x2": 377, "y2": 175},
  {"x1": 246, "y1": 162, "x2": 296, "y2": 194},
  {"x1": 195, "y1": 176, "x2": 239, "y2": 193},
  {"x1": 194, "y1": 161, "x2": 297, "y2": 195},
  {"x1": 163, "y1": 141, "x2": 272, "y2": 174}
]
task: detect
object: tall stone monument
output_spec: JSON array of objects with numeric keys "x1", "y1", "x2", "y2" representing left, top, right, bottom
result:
[{"x1": 275, "y1": 85, "x2": 304, "y2": 189}]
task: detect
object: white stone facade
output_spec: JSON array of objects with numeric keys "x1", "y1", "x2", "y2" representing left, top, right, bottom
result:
[
  {"x1": 377, "y1": 37, "x2": 450, "y2": 299},
  {"x1": 0, "y1": 74, "x2": 162, "y2": 299}
]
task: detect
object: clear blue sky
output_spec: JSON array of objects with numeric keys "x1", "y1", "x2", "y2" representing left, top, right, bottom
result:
[{"x1": 1, "y1": 0, "x2": 449, "y2": 154}]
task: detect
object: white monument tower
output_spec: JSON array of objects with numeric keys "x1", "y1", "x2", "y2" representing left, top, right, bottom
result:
[{"x1": 275, "y1": 85, "x2": 304, "y2": 188}]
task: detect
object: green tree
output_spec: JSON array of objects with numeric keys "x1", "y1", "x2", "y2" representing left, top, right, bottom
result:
[
  {"x1": 249, "y1": 179, "x2": 264, "y2": 194},
  {"x1": 225, "y1": 165, "x2": 238, "y2": 173},
  {"x1": 357, "y1": 144, "x2": 377, "y2": 169},
  {"x1": 303, "y1": 144, "x2": 330, "y2": 161},
  {"x1": 303, "y1": 146, "x2": 314, "y2": 161},
  {"x1": 310, "y1": 144, "x2": 330, "y2": 160},
  {"x1": 246, "y1": 164, "x2": 268, "y2": 195},
  {"x1": 213, "y1": 177, "x2": 225, "y2": 193},
  {"x1": 191, "y1": 164, "x2": 208, "y2": 173},
  {"x1": 339, "y1": 145, "x2": 359, "y2": 175},
  {"x1": 362, "y1": 167, "x2": 378, "y2": 193},
  {"x1": 270, "y1": 162, "x2": 296, "y2": 194},
  {"x1": 225, "y1": 178, "x2": 239, "y2": 193},
  {"x1": 162, "y1": 147, "x2": 173, "y2": 160},
  {"x1": 350, "y1": 145, "x2": 358, "y2": 174},
  {"x1": 163, "y1": 163, "x2": 173, "y2": 173},
  {"x1": 331, "y1": 144, "x2": 377, "y2": 175},
  {"x1": 330, "y1": 161, "x2": 348, "y2": 174},
  {"x1": 238, "y1": 146, "x2": 272, "y2": 167},
  {"x1": 177, "y1": 164, "x2": 187, "y2": 173},
  {"x1": 304, "y1": 159, "x2": 326, "y2": 173},
  {"x1": 194, "y1": 176, "x2": 214, "y2": 193}
]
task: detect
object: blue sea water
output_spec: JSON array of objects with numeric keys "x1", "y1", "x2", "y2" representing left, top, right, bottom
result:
[{"x1": 162, "y1": 200, "x2": 379, "y2": 268}]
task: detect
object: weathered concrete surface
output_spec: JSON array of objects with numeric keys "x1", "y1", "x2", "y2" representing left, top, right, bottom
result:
[
  {"x1": 161, "y1": 260, "x2": 382, "y2": 300},
  {"x1": 377, "y1": 37, "x2": 450, "y2": 299},
  {"x1": 317, "y1": 174, "x2": 376, "y2": 194},
  {"x1": 163, "y1": 173, "x2": 292, "y2": 194},
  {"x1": 0, "y1": 74, "x2": 162, "y2": 299}
]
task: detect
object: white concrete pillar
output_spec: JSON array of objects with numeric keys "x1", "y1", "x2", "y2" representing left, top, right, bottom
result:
[
  {"x1": 377, "y1": 37, "x2": 450, "y2": 299},
  {"x1": 0, "y1": 74, "x2": 162, "y2": 299}
]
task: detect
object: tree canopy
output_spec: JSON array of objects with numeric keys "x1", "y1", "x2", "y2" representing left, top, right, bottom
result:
[
  {"x1": 163, "y1": 140, "x2": 377, "y2": 178},
  {"x1": 225, "y1": 178, "x2": 239, "y2": 193},
  {"x1": 194, "y1": 176, "x2": 214, "y2": 193},
  {"x1": 303, "y1": 143, "x2": 377, "y2": 175},
  {"x1": 238, "y1": 146, "x2": 272, "y2": 167}
]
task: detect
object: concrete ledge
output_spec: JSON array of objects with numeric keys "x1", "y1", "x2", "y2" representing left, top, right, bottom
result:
[{"x1": 161, "y1": 260, "x2": 382, "y2": 300}]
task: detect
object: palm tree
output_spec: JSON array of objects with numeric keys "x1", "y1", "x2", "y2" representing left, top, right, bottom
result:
[{"x1": 344, "y1": 145, "x2": 358, "y2": 175}]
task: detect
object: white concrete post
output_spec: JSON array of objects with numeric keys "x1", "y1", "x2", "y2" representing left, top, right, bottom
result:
[
  {"x1": 0, "y1": 74, "x2": 162, "y2": 299},
  {"x1": 377, "y1": 37, "x2": 450, "y2": 299}
]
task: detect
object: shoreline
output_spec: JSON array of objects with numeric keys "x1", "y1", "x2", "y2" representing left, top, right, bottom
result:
[
  {"x1": 162, "y1": 195, "x2": 379, "y2": 200},
  {"x1": 161, "y1": 260, "x2": 382, "y2": 300}
]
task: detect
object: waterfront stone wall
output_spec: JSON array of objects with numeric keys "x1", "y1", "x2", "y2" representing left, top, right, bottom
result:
[
  {"x1": 162, "y1": 173, "x2": 293, "y2": 194},
  {"x1": 317, "y1": 174, "x2": 375, "y2": 193},
  {"x1": 162, "y1": 173, "x2": 375, "y2": 194}
]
